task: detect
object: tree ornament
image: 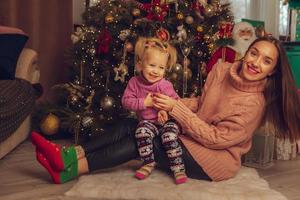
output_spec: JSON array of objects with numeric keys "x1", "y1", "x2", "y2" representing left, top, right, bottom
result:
[
  {"x1": 176, "y1": 12, "x2": 184, "y2": 20},
  {"x1": 180, "y1": 42, "x2": 191, "y2": 97},
  {"x1": 176, "y1": 25, "x2": 187, "y2": 42},
  {"x1": 196, "y1": 25, "x2": 204, "y2": 33},
  {"x1": 208, "y1": 42, "x2": 215, "y2": 51},
  {"x1": 174, "y1": 63, "x2": 183, "y2": 72},
  {"x1": 204, "y1": 4, "x2": 215, "y2": 17},
  {"x1": 194, "y1": 32, "x2": 203, "y2": 42},
  {"x1": 40, "y1": 113, "x2": 60, "y2": 135},
  {"x1": 100, "y1": 95, "x2": 116, "y2": 112},
  {"x1": 97, "y1": 29, "x2": 112, "y2": 55},
  {"x1": 200, "y1": 62, "x2": 208, "y2": 78},
  {"x1": 154, "y1": 5, "x2": 162, "y2": 14},
  {"x1": 190, "y1": 82, "x2": 201, "y2": 97},
  {"x1": 132, "y1": 8, "x2": 141, "y2": 17},
  {"x1": 197, "y1": 50, "x2": 203, "y2": 57},
  {"x1": 114, "y1": 63, "x2": 128, "y2": 82},
  {"x1": 81, "y1": 116, "x2": 94, "y2": 127},
  {"x1": 185, "y1": 16, "x2": 194, "y2": 24},
  {"x1": 169, "y1": 72, "x2": 179, "y2": 81},
  {"x1": 183, "y1": 67, "x2": 192, "y2": 80},
  {"x1": 119, "y1": 29, "x2": 131, "y2": 41},
  {"x1": 218, "y1": 21, "x2": 234, "y2": 39},
  {"x1": 125, "y1": 42, "x2": 134, "y2": 52},
  {"x1": 137, "y1": 0, "x2": 169, "y2": 21},
  {"x1": 67, "y1": 94, "x2": 85, "y2": 111},
  {"x1": 183, "y1": 58, "x2": 191, "y2": 67},
  {"x1": 71, "y1": 26, "x2": 85, "y2": 44},
  {"x1": 156, "y1": 28, "x2": 170, "y2": 42},
  {"x1": 191, "y1": 0, "x2": 206, "y2": 19},
  {"x1": 89, "y1": 48, "x2": 96, "y2": 56},
  {"x1": 204, "y1": 34, "x2": 211, "y2": 42},
  {"x1": 105, "y1": 13, "x2": 114, "y2": 24}
]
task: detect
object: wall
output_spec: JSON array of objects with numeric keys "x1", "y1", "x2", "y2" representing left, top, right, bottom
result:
[
  {"x1": 0, "y1": 0, "x2": 73, "y2": 102},
  {"x1": 73, "y1": 0, "x2": 86, "y2": 25}
]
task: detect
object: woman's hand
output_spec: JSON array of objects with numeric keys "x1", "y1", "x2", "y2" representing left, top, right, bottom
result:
[{"x1": 153, "y1": 93, "x2": 178, "y2": 112}]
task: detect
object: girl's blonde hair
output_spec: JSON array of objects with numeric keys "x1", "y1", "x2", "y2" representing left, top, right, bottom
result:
[{"x1": 134, "y1": 37, "x2": 177, "y2": 71}]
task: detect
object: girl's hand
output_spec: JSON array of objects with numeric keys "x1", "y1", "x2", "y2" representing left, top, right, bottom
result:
[
  {"x1": 157, "y1": 110, "x2": 168, "y2": 123},
  {"x1": 144, "y1": 93, "x2": 153, "y2": 107},
  {"x1": 153, "y1": 93, "x2": 177, "y2": 112}
]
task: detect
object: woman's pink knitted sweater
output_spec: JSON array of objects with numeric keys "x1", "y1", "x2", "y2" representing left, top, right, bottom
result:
[{"x1": 170, "y1": 61, "x2": 267, "y2": 181}]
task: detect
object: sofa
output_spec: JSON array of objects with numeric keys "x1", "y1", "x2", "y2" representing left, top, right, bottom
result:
[{"x1": 0, "y1": 26, "x2": 40, "y2": 159}]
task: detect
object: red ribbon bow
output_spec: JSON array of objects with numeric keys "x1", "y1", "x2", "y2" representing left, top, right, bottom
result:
[{"x1": 97, "y1": 29, "x2": 112, "y2": 55}]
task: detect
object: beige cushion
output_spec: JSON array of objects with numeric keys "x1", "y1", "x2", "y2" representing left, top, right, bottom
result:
[
  {"x1": 0, "y1": 116, "x2": 31, "y2": 159},
  {"x1": 0, "y1": 47, "x2": 39, "y2": 159}
]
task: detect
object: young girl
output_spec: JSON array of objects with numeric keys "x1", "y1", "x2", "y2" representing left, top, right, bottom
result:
[
  {"x1": 122, "y1": 37, "x2": 187, "y2": 184},
  {"x1": 31, "y1": 36, "x2": 300, "y2": 184}
]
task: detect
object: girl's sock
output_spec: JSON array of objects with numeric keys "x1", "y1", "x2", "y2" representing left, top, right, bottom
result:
[
  {"x1": 36, "y1": 149, "x2": 78, "y2": 184},
  {"x1": 174, "y1": 171, "x2": 187, "y2": 185},
  {"x1": 135, "y1": 162, "x2": 156, "y2": 180},
  {"x1": 31, "y1": 131, "x2": 77, "y2": 171}
]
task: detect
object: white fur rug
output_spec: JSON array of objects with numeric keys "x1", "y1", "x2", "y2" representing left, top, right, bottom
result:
[{"x1": 63, "y1": 161, "x2": 287, "y2": 200}]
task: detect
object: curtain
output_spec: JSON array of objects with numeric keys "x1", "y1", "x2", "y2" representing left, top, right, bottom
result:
[
  {"x1": 228, "y1": 0, "x2": 280, "y2": 38},
  {"x1": 0, "y1": 0, "x2": 73, "y2": 101}
]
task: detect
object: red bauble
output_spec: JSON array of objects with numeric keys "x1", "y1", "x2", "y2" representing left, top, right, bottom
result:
[{"x1": 156, "y1": 28, "x2": 170, "y2": 42}]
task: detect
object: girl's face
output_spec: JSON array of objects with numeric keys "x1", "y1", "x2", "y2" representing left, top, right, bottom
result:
[
  {"x1": 138, "y1": 48, "x2": 169, "y2": 84},
  {"x1": 240, "y1": 40, "x2": 279, "y2": 81}
]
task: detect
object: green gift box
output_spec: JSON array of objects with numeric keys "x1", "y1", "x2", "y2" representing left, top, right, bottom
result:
[
  {"x1": 283, "y1": 42, "x2": 300, "y2": 89},
  {"x1": 289, "y1": 0, "x2": 300, "y2": 9}
]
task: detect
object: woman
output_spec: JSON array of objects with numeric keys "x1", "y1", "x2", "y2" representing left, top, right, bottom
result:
[{"x1": 31, "y1": 36, "x2": 300, "y2": 184}]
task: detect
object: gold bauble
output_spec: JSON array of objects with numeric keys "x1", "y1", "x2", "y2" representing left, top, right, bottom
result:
[
  {"x1": 105, "y1": 13, "x2": 114, "y2": 24},
  {"x1": 132, "y1": 8, "x2": 141, "y2": 17},
  {"x1": 176, "y1": 12, "x2": 184, "y2": 20},
  {"x1": 40, "y1": 113, "x2": 60, "y2": 135},
  {"x1": 196, "y1": 25, "x2": 204, "y2": 33},
  {"x1": 174, "y1": 63, "x2": 183, "y2": 72},
  {"x1": 169, "y1": 72, "x2": 179, "y2": 81},
  {"x1": 100, "y1": 95, "x2": 115, "y2": 111},
  {"x1": 185, "y1": 16, "x2": 194, "y2": 24},
  {"x1": 204, "y1": 5, "x2": 215, "y2": 17}
]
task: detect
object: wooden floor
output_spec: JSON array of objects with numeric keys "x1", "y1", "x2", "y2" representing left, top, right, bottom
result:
[{"x1": 1, "y1": 139, "x2": 300, "y2": 200}]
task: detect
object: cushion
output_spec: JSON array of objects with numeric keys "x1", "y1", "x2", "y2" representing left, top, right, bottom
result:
[{"x1": 0, "y1": 26, "x2": 28, "y2": 80}]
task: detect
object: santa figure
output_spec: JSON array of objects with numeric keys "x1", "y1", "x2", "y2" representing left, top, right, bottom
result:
[{"x1": 206, "y1": 21, "x2": 256, "y2": 73}]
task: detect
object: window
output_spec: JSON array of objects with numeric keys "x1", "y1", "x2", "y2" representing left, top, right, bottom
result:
[{"x1": 279, "y1": 0, "x2": 289, "y2": 36}]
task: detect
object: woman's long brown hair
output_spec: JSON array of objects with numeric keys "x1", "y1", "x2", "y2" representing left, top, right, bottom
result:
[{"x1": 247, "y1": 36, "x2": 300, "y2": 142}]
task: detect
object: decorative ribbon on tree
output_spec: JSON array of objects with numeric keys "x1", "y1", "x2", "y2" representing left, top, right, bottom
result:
[
  {"x1": 180, "y1": 43, "x2": 191, "y2": 97},
  {"x1": 96, "y1": 29, "x2": 112, "y2": 55},
  {"x1": 218, "y1": 21, "x2": 234, "y2": 39},
  {"x1": 191, "y1": 0, "x2": 207, "y2": 18}
]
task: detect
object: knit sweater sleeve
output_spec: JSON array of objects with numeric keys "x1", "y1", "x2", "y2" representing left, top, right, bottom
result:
[
  {"x1": 121, "y1": 77, "x2": 146, "y2": 111},
  {"x1": 179, "y1": 97, "x2": 199, "y2": 113},
  {"x1": 169, "y1": 98, "x2": 264, "y2": 149}
]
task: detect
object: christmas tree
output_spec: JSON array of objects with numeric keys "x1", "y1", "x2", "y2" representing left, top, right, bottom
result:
[{"x1": 39, "y1": 0, "x2": 233, "y2": 143}]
